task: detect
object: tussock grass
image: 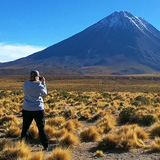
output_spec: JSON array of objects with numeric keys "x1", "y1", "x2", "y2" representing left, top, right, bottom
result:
[
  {"x1": 5, "y1": 126, "x2": 21, "y2": 138},
  {"x1": 96, "y1": 115, "x2": 116, "y2": 134},
  {"x1": 97, "y1": 134, "x2": 119, "y2": 150},
  {"x1": 47, "y1": 116, "x2": 65, "y2": 127},
  {"x1": 98, "y1": 124, "x2": 148, "y2": 151},
  {"x1": 0, "y1": 138, "x2": 12, "y2": 151},
  {"x1": 45, "y1": 125, "x2": 55, "y2": 140},
  {"x1": 2, "y1": 89, "x2": 160, "y2": 156},
  {"x1": 0, "y1": 115, "x2": 18, "y2": 125},
  {"x1": 53, "y1": 128, "x2": 68, "y2": 139},
  {"x1": 0, "y1": 140, "x2": 31, "y2": 160},
  {"x1": 63, "y1": 120, "x2": 75, "y2": 132},
  {"x1": 59, "y1": 132, "x2": 80, "y2": 148},
  {"x1": 150, "y1": 137, "x2": 160, "y2": 152},
  {"x1": 28, "y1": 151, "x2": 43, "y2": 160},
  {"x1": 150, "y1": 123, "x2": 160, "y2": 138},
  {"x1": 117, "y1": 124, "x2": 147, "y2": 150},
  {"x1": 28, "y1": 123, "x2": 39, "y2": 139},
  {"x1": 80, "y1": 126, "x2": 99, "y2": 142},
  {"x1": 46, "y1": 147, "x2": 71, "y2": 160}
]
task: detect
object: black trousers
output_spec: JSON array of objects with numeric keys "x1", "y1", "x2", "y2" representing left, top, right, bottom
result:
[{"x1": 21, "y1": 109, "x2": 48, "y2": 148}]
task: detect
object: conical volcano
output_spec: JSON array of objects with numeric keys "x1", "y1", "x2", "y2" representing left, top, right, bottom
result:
[{"x1": 1, "y1": 11, "x2": 160, "y2": 75}]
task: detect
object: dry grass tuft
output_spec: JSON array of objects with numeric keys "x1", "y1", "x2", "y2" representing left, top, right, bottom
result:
[
  {"x1": 0, "y1": 138, "x2": 12, "y2": 151},
  {"x1": 28, "y1": 124, "x2": 39, "y2": 139},
  {"x1": 96, "y1": 115, "x2": 116, "y2": 134},
  {"x1": 150, "y1": 123, "x2": 160, "y2": 138},
  {"x1": 97, "y1": 134, "x2": 119, "y2": 151},
  {"x1": 117, "y1": 124, "x2": 147, "y2": 150},
  {"x1": 63, "y1": 120, "x2": 75, "y2": 132},
  {"x1": 28, "y1": 151, "x2": 43, "y2": 160},
  {"x1": 0, "y1": 140, "x2": 31, "y2": 160},
  {"x1": 150, "y1": 137, "x2": 160, "y2": 152},
  {"x1": 59, "y1": 132, "x2": 80, "y2": 148},
  {"x1": 5, "y1": 126, "x2": 21, "y2": 138},
  {"x1": 80, "y1": 126, "x2": 99, "y2": 142},
  {"x1": 47, "y1": 117, "x2": 65, "y2": 127},
  {"x1": 0, "y1": 115, "x2": 18, "y2": 126},
  {"x1": 46, "y1": 147, "x2": 71, "y2": 160},
  {"x1": 45, "y1": 125, "x2": 55, "y2": 140},
  {"x1": 94, "y1": 150, "x2": 103, "y2": 157},
  {"x1": 53, "y1": 128, "x2": 68, "y2": 139}
]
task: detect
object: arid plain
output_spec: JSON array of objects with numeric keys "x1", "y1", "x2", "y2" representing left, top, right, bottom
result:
[{"x1": 1, "y1": 75, "x2": 160, "y2": 159}]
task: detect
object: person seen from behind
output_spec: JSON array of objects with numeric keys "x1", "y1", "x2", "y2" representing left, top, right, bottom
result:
[{"x1": 21, "y1": 70, "x2": 49, "y2": 150}]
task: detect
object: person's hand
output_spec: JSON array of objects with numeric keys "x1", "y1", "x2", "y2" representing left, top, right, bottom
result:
[{"x1": 41, "y1": 76, "x2": 45, "y2": 82}]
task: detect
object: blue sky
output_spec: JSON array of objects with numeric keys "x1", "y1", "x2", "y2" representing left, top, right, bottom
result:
[{"x1": 0, "y1": 0, "x2": 160, "y2": 62}]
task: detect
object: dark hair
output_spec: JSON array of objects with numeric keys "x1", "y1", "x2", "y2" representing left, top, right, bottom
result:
[{"x1": 30, "y1": 70, "x2": 40, "y2": 81}]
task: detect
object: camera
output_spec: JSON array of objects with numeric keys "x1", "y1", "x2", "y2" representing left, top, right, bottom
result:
[{"x1": 39, "y1": 76, "x2": 42, "y2": 81}]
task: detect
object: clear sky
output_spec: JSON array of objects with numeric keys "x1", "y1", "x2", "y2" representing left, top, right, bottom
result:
[{"x1": 0, "y1": 0, "x2": 160, "y2": 62}]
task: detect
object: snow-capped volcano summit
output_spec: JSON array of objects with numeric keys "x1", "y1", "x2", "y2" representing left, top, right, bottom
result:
[
  {"x1": 0, "y1": 11, "x2": 160, "y2": 75},
  {"x1": 95, "y1": 11, "x2": 159, "y2": 37}
]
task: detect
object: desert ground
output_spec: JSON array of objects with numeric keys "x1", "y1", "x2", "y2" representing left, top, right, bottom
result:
[{"x1": 1, "y1": 75, "x2": 160, "y2": 160}]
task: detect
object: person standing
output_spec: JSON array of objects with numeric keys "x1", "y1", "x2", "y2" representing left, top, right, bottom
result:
[{"x1": 21, "y1": 70, "x2": 49, "y2": 150}]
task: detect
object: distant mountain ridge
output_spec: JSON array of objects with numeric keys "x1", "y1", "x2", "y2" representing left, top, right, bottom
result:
[{"x1": 0, "y1": 11, "x2": 160, "y2": 75}]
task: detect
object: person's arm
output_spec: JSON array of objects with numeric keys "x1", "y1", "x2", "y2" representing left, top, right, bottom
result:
[
  {"x1": 41, "y1": 81, "x2": 47, "y2": 96},
  {"x1": 40, "y1": 77, "x2": 47, "y2": 96}
]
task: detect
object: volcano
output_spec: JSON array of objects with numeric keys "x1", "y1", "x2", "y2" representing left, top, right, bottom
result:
[{"x1": 1, "y1": 11, "x2": 160, "y2": 75}]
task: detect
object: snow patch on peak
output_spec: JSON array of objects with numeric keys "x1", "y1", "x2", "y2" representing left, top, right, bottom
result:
[{"x1": 97, "y1": 11, "x2": 151, "y2": 33}]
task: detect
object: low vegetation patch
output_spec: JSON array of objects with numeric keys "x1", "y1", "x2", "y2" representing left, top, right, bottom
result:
[{"x1": 1, "y1": 89, "x2": 160, "y2": 159}]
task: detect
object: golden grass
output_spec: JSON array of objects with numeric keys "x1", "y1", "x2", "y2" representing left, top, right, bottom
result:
[
  {"x1": 96, "y1": 114, "x2": 116, "y2": 134},
  {"x1": 59, "y1": 132, "x2": 80, "y2": 148},
  {"x1": 2, "y1": 88, "x2": 160, "y2": 157},
  {"x1": 45, "y1": 125, "x2": 55, "y2": 140},
  {"x1": 28, "y1": 123, "x2": 39, "y2": 139},
  {"x1": 5, "y1": 126, "x2": 21, "y2": 138},
  {"x1": 47, "y1": 116, "x2": 65, "y2": 127},
  {"x1": 80, "y1": 126, "x2": 100, "y2": 142},
  {"x1": 28, "y1": 151, "x2": 43, "y2": 160},
  {"x1": 46, "y1": 147, "x2": 71, "y2": 160},
  {"x1": 150, "y1": 137, "x2": 160, "y2": 152},
  {"x1": 97, "y1": 134, "x2": 119, "y2": 150},
  {"x1": 0, "y1": 138, "x2": 12, "y2": 151},
  {"x1": 150, "y1": 122, "x2": 160, "y2": 138},
  {"x1": 0, "y1": 140, "x2": 31, "y2": 160},
  {"x1": 62, "y1": 120, "x2": 75, "y2": 132},
  {"x1": 53, "y1": 128, "x2": 68, "y2": 139}
]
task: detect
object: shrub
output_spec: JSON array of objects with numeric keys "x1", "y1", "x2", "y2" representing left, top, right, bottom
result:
[
  {"x1": 97, "y1": 135, "x2": 118, "y2": 151},
  {"x1": 80, "y1": 126, "x2": 99, "y2": 142},
  {"x1": 119, "y1": 107, "x2": 137, "y2": 124},
  {"x1": 140, "y1": 115, "x2": 157, "y2": 126},
  {"x1": 46, "y1": 148, "x2": 71, "y2": 160},
  {"x1": 132, "y1": 96, "x2": 150, "y2": 106}
]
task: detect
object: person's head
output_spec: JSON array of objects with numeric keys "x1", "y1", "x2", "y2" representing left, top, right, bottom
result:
[{"x1": 30, "y1": 70, "x2": 40, "y2": 81}]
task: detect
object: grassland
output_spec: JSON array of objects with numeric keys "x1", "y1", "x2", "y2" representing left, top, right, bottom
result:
[
  {"x1": 1, "y1": 75, "x2": 160, "y2": 159},
  {"x1": 1, "y1": 75, "x2": 160, "y2": 92}
]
